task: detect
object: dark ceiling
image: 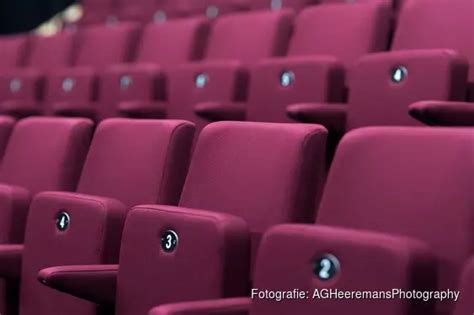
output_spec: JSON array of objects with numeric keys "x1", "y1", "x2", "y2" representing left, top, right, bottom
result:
[{"x1": 0, "y1": 0, "x2": 75, "y2": 34}]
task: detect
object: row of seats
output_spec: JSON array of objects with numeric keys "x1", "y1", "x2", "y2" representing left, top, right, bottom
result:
[
  {"x1": 0, "y1": 0, "x2": 472, "y2": 142},
  {"x1": 78, "y1": 0, "x2": 405, "y2": 25},
  {"x1": 0, "y1": 117, "x2": 471, "y2": 315}
]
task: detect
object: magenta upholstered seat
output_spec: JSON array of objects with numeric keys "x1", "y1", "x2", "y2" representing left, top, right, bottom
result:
[
  {"x1": 288, "y1": 0, "x2": 472, "y2": 133},
  {"x1": 36, "y1": 121, "x2": 328, "y2": 315},
  {"x1": 0, "y1": 117, "x2": 93, "y2": 315},
  {"x1": 402, "y1": 0, "x2": 474, "y2": 126},
  {"x1": 161, "y1": 10, "x2": 293, "y2": 133},
  {"x1": 101, "y1": 17, "x2": 210, "y2": 119},
  {"x1": 0, "y1": 32, "x2": 76, "y2": 117},
  {"x1": 0, "y1": 35, "x2": 29, "y2": 72},
  {"x1": 0, "y1": 118, "x2": 195, "y2": 315},
  {"x1": 241, "y1": 2, "x2": 391, "y2": 124},
  {"x1": 453, "y1": 258, "x2": 474, "y2": 315},
  {"x1": 46, "y1": 23, "x2": 139, "y2": 119},
  {"x1": 79, "y1": 0, "x2": 118, "y2": 25},
  {"x1": 150, "y1": 127, "x2": 474, "y2": 315}
]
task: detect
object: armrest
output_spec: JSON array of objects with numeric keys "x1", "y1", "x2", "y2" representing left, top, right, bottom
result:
[
  {"x1": 101, "y1": 63, "x2": 167, "y2": 101},
  {"x1": 170, "y1": 61, "x2": 249, "y2": 102},
  {"x1": 287, "y1": 103, "x2": 347, "y2": 134},
  {"x1": 0, "y1": 68, "x2": 45, "y2": 104},
  {"x1": 47, "y1": 67, "x2": 98, "y2": 104},
  {"x1": 0, "y1": 245, "x2": 24, "y2": 279},
  {"x1": 118, "y1": 100, "x2": 167, "y2": 118},
  {"x1": 149, "y1": 297, "x2": 251, "y2": 315},
  {"x1": 194, "y1": 102, "x2": 246, "y2": 121},
  {"x1": 409, "y1": 101, "x2": 474, "y2": 126},
  {"x1": 38, "y1": 264, "x2": 119, "y2": 305},
  {"x1": 0, "y1": 184, "x2": 31, "y2": 243},
  {"x1": 1, "y1": 100, "x2": 43, "y2": 117},
  {"x1": 51, "y1": 67, "x2": 96, "y2": 78}
]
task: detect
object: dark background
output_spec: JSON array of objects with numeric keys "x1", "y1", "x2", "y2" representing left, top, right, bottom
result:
[{"x1": 0, "y1": 0, "x2": 76, "y2": 34}]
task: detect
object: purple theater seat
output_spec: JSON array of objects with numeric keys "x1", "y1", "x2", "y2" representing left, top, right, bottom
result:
[
  {"x1": 101, "y1": 18, "x2": 210, "y2": 119},
  {"x1": 151, "y1": 126, "x2": 474, "y2": 315},
  {"x1": 0, "y1": 32, "x2": 76, "y2": 117},
  {"x1": 47, "y1": 23, "x2": 139, "y2": 119},
  {"x1": 0, "y1": 118, "x2": 195, "y2": 315},
  {"x1": 40, "y1": 205, "x2": 250, "y2": 315},
  {"x1": 158, "y1": 10, "x2": 293, "y2": 133},
  {"x1": 0, "y1": 117, "x2": 93, "y2": 315},
  {"x1": 0, "y1": 35, "x2": 29, "y2": 72},
  {"x1": 453, "y1": 258, "x2": 474, "y2": 315},
  {"x1": 400, "y1": 0, "x2": 474, "y2": 126},
  {"x1": 79, "y1": 0, "x2": 118, "y2": 25},
  {"x1": 288, "y1": 0, "x2": 472, "y2": 144},
  {"x1": 409, "y1": 101, "x2": 474, "y2": 127},
  {"x1": 36, "y1": 121, "x2": 328, "y2": 314},
  {"x1": 237, "y1": 2, "x2": 391, "y2": 124}
]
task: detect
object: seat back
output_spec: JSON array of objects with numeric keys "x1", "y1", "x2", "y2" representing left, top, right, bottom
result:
[
  {"x1": 80, "y1": 0, "x2": 117, "y2": 24},
  {"x1": 135, "y1": 17, "x2": 209, "y2": 66},
  {"x1": 316, "y1": 127, "x2": 474, "y2": 314},
  {"x1": 115, "y1": 205, "x2": 249, "y2": 315},
  {"x1": 18, "y1": 119, "x2": 195, "y2": 315},
  {"x1": 28, "y1": 32, "x2": 76, "y2": 69},
  {"x1": 346, "y1": 0, "x2": 473, "y2": 130},
  {"x1": 204, "y1": 10, "x2": 293, "y2": 64},
  {"x1": 0, "y1": 117, "x2": 93, "y2": 195},
  {"x1": 246, "y1": 2, "x2": 391, "y2": 122},
  {"x1": 77, "y1": 119, "x2": 195, "y2": 208},
  {"x1": 289, "y1": 3, "x2": 390, "y2": 65},
  {"x1": 0, "y1": 35, "x2": 29, "y2": 71},
  {"x1": 74, "y1": 23, "x2": 139, "y2": 68},
  {"x1": 179, "y1": 122, "x2": 328, "y2": 270}
]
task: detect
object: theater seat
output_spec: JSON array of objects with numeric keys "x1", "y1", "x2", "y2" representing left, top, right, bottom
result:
[
  {"x1": 0, "y1": 32, "x2": 76, "y2": 117},
  {"x1": 0, "y1": 117, "x2": 93, "y2": 314},
  {"x1": 150, "y1": 126, "x2": 474, "y2": 315},
  {"x1": 241, "y1": 2, "x2": 391, "y2": 124},
  {"x1": 102, "y1": 17, "x2": 210, "y2": 119},
  {"x1": 288, "y1": 0, "x2": 472, "y2": 146},
  {"x1": 0, "y1": 118, "x2": 195, "y2": 315},
  {"x1": 48, "y1": 23, "x2": 139, "y2": 119},
  {"x1": 126, "y1": 10, "x2": 293, "y2": 132},
  {"x1": 79, "y1": 0, "x2": 118, "y2": 25},
  {"x1": 37, "y1": 121, "x2": 328, "y2": 314}
]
